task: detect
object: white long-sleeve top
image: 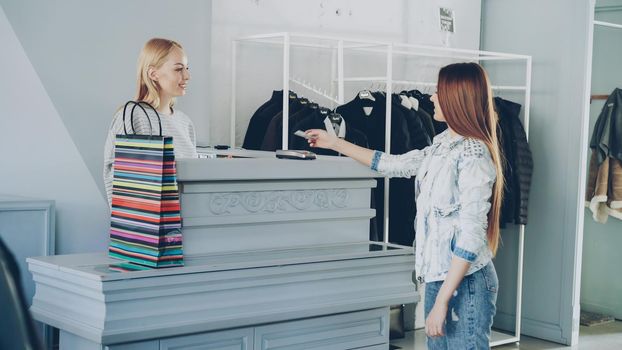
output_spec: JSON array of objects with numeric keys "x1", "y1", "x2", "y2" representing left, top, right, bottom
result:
[{"x1": 103, "y1": 107, "x2": 198, "y2": 207}]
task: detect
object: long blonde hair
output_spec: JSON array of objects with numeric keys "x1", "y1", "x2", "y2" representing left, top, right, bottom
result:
[
  {"x1": 437, "y1": 62, "x2": 504, "y2": 255},
  {"x1": 135, "y1": 38, "x2": 184, "y2": 110}
]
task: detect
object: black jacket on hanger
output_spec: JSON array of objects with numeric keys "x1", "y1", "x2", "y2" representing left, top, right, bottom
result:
[
  {"x1": 591, "y1": 88, "x2": 622, "y2": 164},
  {"x1": 243, "y1": 90, "x2": 298, "y2": 150},
  {"x1": 400, "y1": 91, "x2": 435, "y2": 139},
  {"x1": 393, "y1": 94, "x2": 432, "y2": 150},
  {"x1": 386, "y1": 94, "x2": 434, "y2": 246},
  {"x1": 291, "y1": 108, "x2": 369, "y2": 155},
  {"x1": 259, "y1": 98, "x2": 308, "y2": 151},
  {"x1": 335, "y1": 93, "x2": 389, "y2": 243},
  {"x1": 416, "y1": 107, "x2": 436, "y2": 139},
  {"x1": 336, "y1": 92, "x2": 412, "y2": 153},
  {"x1": 495, "y1": 97, "x2": 533, "y2": 226},
  {"x1": 409, "y1": 90, "x2": 447, "y2": 135},
  {"x1": 291, "y1": 107, "x2": 378, "y2": 241},
  {"x1": 335, "y1": 92, "x2": 420, "y2": 246}
]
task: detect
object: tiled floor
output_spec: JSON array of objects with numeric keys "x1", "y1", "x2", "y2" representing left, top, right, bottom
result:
[{"x1": 390, "y1": 321, "x2": 622, "y2": 349}]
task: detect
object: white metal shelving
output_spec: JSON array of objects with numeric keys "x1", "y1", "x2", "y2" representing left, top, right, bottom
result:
[
  {"x1": 594, "y1": 19, "x2": 622, "y2": 29},
  {"x1": 231, "y1": 32, "x2": 532, "y2": 347}
]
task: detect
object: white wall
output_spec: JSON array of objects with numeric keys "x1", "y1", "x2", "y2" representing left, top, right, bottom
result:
[
  {"x1": 209, "y1": 0, "x2": 482, "y2": 146},
  {"x1": 0, "y1": 0, "x2": 212, "y2": 201},
  {"x1": 481, "y1": 0, "x2": 594, "y2": 345},
  {"x1": 0, "y1": 1, "x2": 212, "y2": 254},
  {"x1": 0, "y1": 6, "x2": 109, "y2": 254},
  {"x1": 581, "y1": 4, "x2": 622, "y2": 321}
]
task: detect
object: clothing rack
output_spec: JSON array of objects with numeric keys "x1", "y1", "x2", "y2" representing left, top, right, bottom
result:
[
  {"x1": 573, "y1": 13, "x2": 622, "y2": 341},
  {"x1": 594, "y1": 19, "x2": 622, "y2": 29},
  {"x1": 290, "y1": 77, "x2": 340, "y2": 105},
  {"x1": 340, "y1": 78, "x2": 527, "y2": 92},
  {"x1": 231, "y1": 32, "x2": 532, "y2": 347},
  {"x1": 590, "y1": 94, "x2": 609, "y2": 103}
]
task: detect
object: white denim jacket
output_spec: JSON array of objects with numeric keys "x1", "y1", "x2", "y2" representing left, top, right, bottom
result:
[{"x1": 371, "y1": 129, "x2": 496, "y2": 282}]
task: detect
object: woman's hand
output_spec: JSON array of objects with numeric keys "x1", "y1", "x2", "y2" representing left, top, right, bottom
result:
[
  {"x1": 425, "y1": 257, "x2": 470, "y2": 338},
  {"x1": 303, "y1": 129, "x2": 376, "y2": 167},
  {"x1": 305, "y1": 129, "x2": 339, "y2": 150},
  {"x1": 425, "y1": 300, "x2": 448, "y2": 337}
]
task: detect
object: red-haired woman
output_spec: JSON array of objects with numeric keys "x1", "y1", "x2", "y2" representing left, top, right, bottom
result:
[{"x1": 306, "y1": 62, "x2": 502, "y2": 350}]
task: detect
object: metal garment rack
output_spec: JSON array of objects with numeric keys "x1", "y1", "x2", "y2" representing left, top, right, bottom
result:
[
  {"x1": 593, "y1": 19, "x2": 622, "y2": 29},
  {"x1": 231, "y1": 32, "x2": 532, "y2": 347}
]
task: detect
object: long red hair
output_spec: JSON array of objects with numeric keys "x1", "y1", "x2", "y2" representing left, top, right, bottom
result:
[{"x1": 437, "y1": 62, "x2": 504, "y2": 255}]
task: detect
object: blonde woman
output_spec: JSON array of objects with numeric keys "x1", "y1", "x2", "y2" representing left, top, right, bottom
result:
[
  {"x1": 103, "y1": 38, "x2": 198, "y2": 207},
  {"x1": 307, "y1": 63, "x2": 502, "y2": 349}
]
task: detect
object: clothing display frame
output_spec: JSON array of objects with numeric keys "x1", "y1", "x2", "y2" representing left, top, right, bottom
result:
[
  {"x1": 230, "y1": 32, "x2": 532, "y2": 347},
  {"x1": 573, "y1": 9, "x2": 622, "y2": 343}
]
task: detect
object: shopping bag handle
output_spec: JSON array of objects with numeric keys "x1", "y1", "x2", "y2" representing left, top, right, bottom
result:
[{"x1": 122, "y1": 101, "x2": 163, "y2": 137}]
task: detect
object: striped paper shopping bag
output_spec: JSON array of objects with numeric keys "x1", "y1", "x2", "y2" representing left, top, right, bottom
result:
[{"x1": 108, "y1": 101, "x2": 183, "y2": 268}]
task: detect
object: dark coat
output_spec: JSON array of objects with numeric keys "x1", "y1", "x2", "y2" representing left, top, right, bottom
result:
[
  {"x1": 242, "y1": 90, "x2": 299, "y2": 150},
  {"x1": 260, "y1": 100, "x2": 315, "y2": 151},
  {"x1": 590, "y1": 88, "x2": 622, "y2": 164},
  {"x1": 290, "y1": 108, "x2": 369, "y2": 155},
  {"x1": 495, "y1": 97, "x2": 533, "y2": 226}
]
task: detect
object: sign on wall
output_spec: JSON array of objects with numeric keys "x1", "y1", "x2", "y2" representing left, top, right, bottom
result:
[{"x1": 439, "y1": 7, "x2": 455, "y2": 33}]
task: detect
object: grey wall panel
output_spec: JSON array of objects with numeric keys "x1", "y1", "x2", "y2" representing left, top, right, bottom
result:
[
  {"x1": 481, "y1": 0, "x2": 593, "y2": 344},
  {"x1": 0, "y1": 7, "x2": 109, "y2": 254},
  {"x1": 0, "y1": 198, "x2": 55, "y2": 306},
  {"x1": 491, "y1": 226, "x2": 520, "y2": 332},
  {"x1": 0, "y1": 196, "x2": 55, "y2": 348}
]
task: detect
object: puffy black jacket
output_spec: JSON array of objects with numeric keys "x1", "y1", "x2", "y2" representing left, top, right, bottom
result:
[{"x1": 495, "y1": 97, "x2": 533, "y2": 226}]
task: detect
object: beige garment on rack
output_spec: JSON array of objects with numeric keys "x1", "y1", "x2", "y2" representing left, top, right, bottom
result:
[{"x1": 585, "y1": 151, "x2": 622, "y2": 223}]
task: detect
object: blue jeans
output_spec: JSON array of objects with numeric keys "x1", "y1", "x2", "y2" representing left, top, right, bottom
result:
[{"x1": 424, "y1": 262, "x2": 498, "y2": 350}]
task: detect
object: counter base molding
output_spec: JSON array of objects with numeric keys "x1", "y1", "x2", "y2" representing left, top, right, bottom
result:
[{"x1": 28, "y1": 243, "x2": 417, "y2": 349}]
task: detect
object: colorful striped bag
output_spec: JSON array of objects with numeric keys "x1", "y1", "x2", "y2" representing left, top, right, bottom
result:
[{"x1": 108, "y1": 101, "x2": 183, "y2": 268}]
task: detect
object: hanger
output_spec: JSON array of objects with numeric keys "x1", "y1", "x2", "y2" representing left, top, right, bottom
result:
[
  {"x1": 328, "y1": 111, "x2": 343, "y2": 124},
  {"x1": 359, "y1": 89, "x2": 376, "y2": 101},
  {"x1": 399, "y1": 93, "x2": 413, "y2": 109},
  {"x1": 318, "y1": 106, "x2": 331, "y2": 115}
]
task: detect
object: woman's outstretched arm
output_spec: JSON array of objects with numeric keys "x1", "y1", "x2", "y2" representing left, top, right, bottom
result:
[
  {"x1": 305, "y1": 129, "x2": 376, "y2": 166},
  {"x1": 306, "y1": 129, "x2": 428, "y2": 178}
]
